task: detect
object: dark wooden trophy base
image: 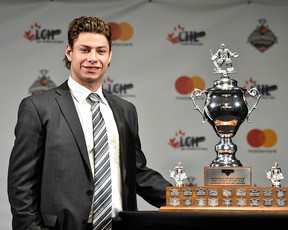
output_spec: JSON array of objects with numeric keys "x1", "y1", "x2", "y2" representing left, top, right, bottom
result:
[{"x1": 160, "y1": 166, "x2": 288, "y2": 213}]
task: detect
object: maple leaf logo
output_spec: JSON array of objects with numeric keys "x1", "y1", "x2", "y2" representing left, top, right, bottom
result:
[
  {"x1": 24, "y1": 31, "x2": 35, "y2": 41},
  {"x1": 24, "y1": 22, "x2": 41, "y2": 41},
  {"x1": 168, "y1": 129, "x2": 185, "y2": 148},
  {"x1": 167, "y1": 24, "x2": 185, "y2": 44}
]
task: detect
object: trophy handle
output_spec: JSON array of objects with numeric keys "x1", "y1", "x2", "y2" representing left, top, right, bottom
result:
[
  {"x1": 246, "y1": 87, "x2": 261, "y2": 123},
  {"x1": 190, "y1": 88, "x2": 206, "y2": 123}
]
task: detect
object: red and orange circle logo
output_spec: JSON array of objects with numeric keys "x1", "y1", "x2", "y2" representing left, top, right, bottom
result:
[
  {"x1": 108, "y1": 22, "x2": 134, "y2": 41},
  {"x1": 247, "y1": 129, "x2": 277, "y2": 148},
  {"x1": 175, "y1": 76, "x2": 205, "y2": 95}
]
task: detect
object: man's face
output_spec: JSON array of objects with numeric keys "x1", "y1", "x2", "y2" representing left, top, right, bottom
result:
[{"x1": 65, "y1": 32, "x2": 112, "y2": 91}]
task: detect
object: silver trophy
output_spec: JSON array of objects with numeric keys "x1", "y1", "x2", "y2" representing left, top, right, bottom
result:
[
  {"x1": 191, "y1": 43, "x2": 261, "y2": 167},
  {"x1": 266, "y1": 162, "x2": 284, "y2": 187}
]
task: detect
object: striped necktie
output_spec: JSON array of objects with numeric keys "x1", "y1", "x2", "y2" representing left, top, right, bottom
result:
[{"x1": 88, "y1": 93, "x2": 112, "y2": 230}]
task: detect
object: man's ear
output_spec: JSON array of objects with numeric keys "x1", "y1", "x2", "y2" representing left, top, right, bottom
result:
[
  {"x1": 108, "y1": 49, "x2": 112, "y2": 66},
  {"x1": 65, "y1": 44, "x2": 72, "y2": 61}
]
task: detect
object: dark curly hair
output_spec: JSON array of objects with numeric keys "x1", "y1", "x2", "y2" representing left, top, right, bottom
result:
[{"x1": 64, "y1": 16, "x2": 112, "y2": 69}]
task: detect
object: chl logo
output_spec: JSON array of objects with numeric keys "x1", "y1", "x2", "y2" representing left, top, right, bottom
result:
[
  {"x1": 24, "y1": 22, "x2": 61, "y2": 42},
  {"x1": 103, "y1": 76, "x2": 134, "y2": 97},
  {"x1": 169, "y1": 130, "x2": 205, "y2": 149},
  {"x1": 167, "y1": 24, "x2": 206, "y2": 45}
]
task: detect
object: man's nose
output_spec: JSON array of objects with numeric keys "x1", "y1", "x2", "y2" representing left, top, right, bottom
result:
[{"x1": 88, "y1": 50, "x2": 98, "y2": 63}]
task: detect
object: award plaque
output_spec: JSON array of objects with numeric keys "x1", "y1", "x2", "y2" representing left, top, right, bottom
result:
[
  {"x1": 160, "y1": 44, "x2": 288, "y2": 213},
  {"x1": 204, "y1": 166, "x2": 251, "y2": 186}
]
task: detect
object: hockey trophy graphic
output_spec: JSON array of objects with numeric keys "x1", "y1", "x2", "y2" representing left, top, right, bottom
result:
[{"x1": 191, "y1": 43, "x2": 261, "y2": 168}]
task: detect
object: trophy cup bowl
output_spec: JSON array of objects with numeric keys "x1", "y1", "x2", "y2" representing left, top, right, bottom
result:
[{"x1": 191, "y1": 44, "x2": 261, "y2": 167}]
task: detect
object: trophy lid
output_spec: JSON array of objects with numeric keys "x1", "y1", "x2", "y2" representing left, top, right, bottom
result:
[{"x1": 207, "y1": 74, "x2": 246, "y2": 93}]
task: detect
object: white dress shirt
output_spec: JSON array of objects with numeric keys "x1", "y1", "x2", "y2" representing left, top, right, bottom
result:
[{"x1": 68, "y1": 76, "x2": 122, "y2": 222}]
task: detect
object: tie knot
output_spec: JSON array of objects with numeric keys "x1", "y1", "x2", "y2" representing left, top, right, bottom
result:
[{"x1": 88, "y1": 93, "x2": 100, "y2": 104}]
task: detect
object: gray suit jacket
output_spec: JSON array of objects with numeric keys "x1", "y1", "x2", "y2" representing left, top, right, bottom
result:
[{"x1": 8, "y1": 81, "x2": 171, "y2": 230}]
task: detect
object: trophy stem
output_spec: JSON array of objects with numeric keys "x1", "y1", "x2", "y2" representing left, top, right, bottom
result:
[{"x1": 211, "y1": 137, "x2": 242, "y2": 167}]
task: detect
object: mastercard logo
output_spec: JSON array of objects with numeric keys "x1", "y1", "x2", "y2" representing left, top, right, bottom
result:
[
  {"x1": 108, "y1": 22, "x2": 134, "y2": 41},
  {"x1": 247, "y1": 129, "x2": 277, "y2": 148},
  {"x1": 175, "y1": 76, "x2": 205, "y2": 95}
]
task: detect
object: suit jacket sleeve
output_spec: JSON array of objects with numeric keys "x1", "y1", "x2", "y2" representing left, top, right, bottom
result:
[
  {"x1": 8, "y1": 97, "x2": 43, "y2": 230},
  {"x1": 125, "y1": 101, "x2": 172, "y2": 207}
]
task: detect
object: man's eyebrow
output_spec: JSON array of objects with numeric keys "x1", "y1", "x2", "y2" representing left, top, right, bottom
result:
[{"x1": 78, "y1": 44, "x2": 108, "y2": 49}]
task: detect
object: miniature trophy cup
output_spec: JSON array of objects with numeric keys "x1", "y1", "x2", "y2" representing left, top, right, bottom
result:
[
  {"x1": 266, "y1": 162, "x2": 284, "y2": 187},
  {"x1": 191, "y1": 43, "x2": 261, "y2": 167}
]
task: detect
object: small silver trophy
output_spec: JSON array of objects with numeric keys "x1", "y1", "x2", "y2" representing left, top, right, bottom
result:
[
  {"x1": 191, "y1": 43, "x2": 261, "y2": 167},
  {"x1": 169, "y1": 162, "x2": 187, "y2": 187},
  {"x1": 266, "y1": 162, "x2": 284, "y2": 187}
]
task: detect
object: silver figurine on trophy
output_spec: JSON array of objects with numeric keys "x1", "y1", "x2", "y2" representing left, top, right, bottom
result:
[
  {"x1": 169, "y1": 162, "x2": 187, "y2": 187},
  {"x1": 191, "y1": 43, "x2": 261, "y2": 167},
  {"x1": 266, "y1": 162, "x2": 284, "y2": 187}
]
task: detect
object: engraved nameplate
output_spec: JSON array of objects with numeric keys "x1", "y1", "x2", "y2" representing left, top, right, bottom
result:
[{"x1": 204, "y1": 166, "x2": 252, "y2": 186}]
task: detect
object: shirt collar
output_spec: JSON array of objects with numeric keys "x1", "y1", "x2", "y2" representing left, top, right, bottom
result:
[{"x1": 68, "y1": 76, "x2": 107, "y2": 104}]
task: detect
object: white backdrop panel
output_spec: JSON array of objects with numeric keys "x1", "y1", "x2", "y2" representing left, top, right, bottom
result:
[{"x1": 0, "y1": 1, "x2": 287, "y2": 228}]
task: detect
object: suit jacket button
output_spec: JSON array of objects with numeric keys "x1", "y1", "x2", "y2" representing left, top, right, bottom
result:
[{"x1": 87, "y1": 189, "x2": 93, "y2": 196}]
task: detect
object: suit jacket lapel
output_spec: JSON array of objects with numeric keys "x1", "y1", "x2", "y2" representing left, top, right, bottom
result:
[{"x1": 55, "y1": 81, "x2": 93, "y2": 180}]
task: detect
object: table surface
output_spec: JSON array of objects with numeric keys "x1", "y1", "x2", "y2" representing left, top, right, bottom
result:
[{"x1": 119, "y1": 210, "x2": 288, "y2": 229}]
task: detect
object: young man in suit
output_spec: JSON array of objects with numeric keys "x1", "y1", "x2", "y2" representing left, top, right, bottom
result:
[{"x1": 8, "y1": 16, "x2": 171, "y2": 230}]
